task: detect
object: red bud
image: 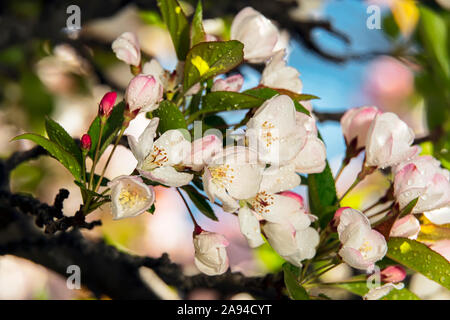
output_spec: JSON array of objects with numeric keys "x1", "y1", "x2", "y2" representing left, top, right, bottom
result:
[
  {"x1": 81, "y1": 134, "x2": 92, "y2": 151},
  {"x1": 99, "y1": 91, "x2": 117, "y2": 118}
]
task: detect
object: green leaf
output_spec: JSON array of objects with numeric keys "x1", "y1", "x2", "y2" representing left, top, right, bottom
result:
[
  {"x1": 419, "y1": 6, "x2": 449, "y2": 78},
  {"x1": 332, "y1": 281, "x2": 420, "y2": 300},
  {"x1": 387, "y1": 237, "x2": 450, "y2": 290},
  {"x1": 190, "y1": 1, "x2": 206, "y2": 47},
  {"x1": 45, "y1": 117, "x2": 82, "y2": 165},
  {"x1": 183, "y1": 40, "x2": 244, "y2": 91},
  {"x1": 87, "y1": 102, "x2": 125, "y2": 159},
  {"x1": 181, "y1": 185, "x2": 218, "y2": 221},
  {"x1": 157, "y1": 0, "x2": 190, "y2": 61},
  {"x1": 195, "y1": 91, "x2": 264, "y2": 120},
  {"x1": 12, "y1": 133, "x2": 82, "y2": 181},
  {"x1": 74, "y1": 180, "x2": 108, "y2": 199},
  {"x1": 153, "y1": 100, "x2": 187, "y2": 133},
  {"x1": 283, "y1": 263, "x2": 309, "y2": 300},
  {"x1": 86, "y1": 172, "x2": 110, "y2": 187},
  {"x1": 308, "y1": 136, "x2": 338, "y2": 229}
]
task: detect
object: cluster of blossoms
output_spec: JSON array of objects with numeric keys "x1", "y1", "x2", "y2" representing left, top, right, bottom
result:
[
  {"x1": 19, "y1": 4, "x2": 447, "y2": 300},
  {"x1": 103, "y1": 7, "x2": 450, "y2": 294}
]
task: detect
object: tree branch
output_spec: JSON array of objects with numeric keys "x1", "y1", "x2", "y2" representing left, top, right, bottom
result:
[{"x1": 0, "y1": 142, "x2": 284, "y2": 300}]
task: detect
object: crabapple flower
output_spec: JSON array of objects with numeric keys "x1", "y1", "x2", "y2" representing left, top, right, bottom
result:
[
  {"x1": 340, "y1": 106, "x2": 381, "y2": 150},
  {"x1": 365, "y1": 112, "x2": 419, "y2": 168},
  {"x1": 238, "y1": 205, "x2": 264, "y2": 248},
  {"x1": 80, "y1": 134, "x2": 91, "y2": 151},
  {"x1": 142, "y1": 59, "x2": 168, "y2": 88},
  {"x1": 259, "y1": 164, "x2": 301, "y2": 195},
  {"x1": 203, "y1": 147, "x2": 263, "y2": 212},
  {"x1": 246, "y1": 95, "x2": 307, "y2": 165},
  {"x1": 337, "y1": 208, "x2": 387, "y2": 271},
  {"x1": 263, "y1": 221, "x2": 319, "y2": 267},
  {"x1": 125, "y1": 75, "x2": 163, "y2": 113},
  {"x1": 108, "y1": 175, "x2": 155, "y2": 220},
  {"x1": 211, "y1": 74, "x2": 244, "y2": 92},
  {"x1": 111, "y1": 32, "x2": 141, "y2": 67},
  {"x1": 261, "y1": 50, "x2": 303, "y2": 94},
  {"x1": 193, "y1": 231, "x2": 229, "y2": 276},
  {"x1": 380, "y1": 265, "x2": 407, "y2": 283},
  {"x1": 128, "y1": 119, "x2": 193, "y2": 187},
  {"x1": 424, "y1": 206, "x2": 450, "y2": 225},
  {"x1": 278, "y1": 191, "x2": 304, "y2": 207},
  {"x1": 247, "y1": 191, "x2": 319, "y2": 265},
  {"x1": 394, "y1": 156, "x2": 450, "y2": 213},
  {"x1": 390, "y1": 214, "x2": 420, "y2": 239},
  {"x1": 98, "y1": 91, "x2": 117, "y2": 118},
  {"x1": 363, "y1": 282, "x2": 404, "y2": 300},
  {"x1": 291, "y1": 134, "x2": 326, "y2": 174},
  {"x1": 230, "y1": 7, "x2": 280, "y2": 63},
  {"x1": 183, "y1": 135, "x2": 223, "y2": 171}
]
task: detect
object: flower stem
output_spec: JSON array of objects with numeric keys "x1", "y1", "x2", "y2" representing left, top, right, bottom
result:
[
  {"x1": 177, "y1": 188, "x2": 199, "y2": 228},
  {"x1": 94, "y1": 126, "x2": 126, "y2": 192},
  {"x1": 338, "y1": 164, "x2": 376, "y2": 203},
  {"x1": 88, "y1": 120, "x2": 105, "y2": 189}
]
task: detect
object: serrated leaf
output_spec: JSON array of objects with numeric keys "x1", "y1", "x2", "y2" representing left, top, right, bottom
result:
[
  {"x1": 283, "y1": 263, "x2": 309, "y2": 300},
  {"x1": 182, "y1": 185, "x2": 218, "y2": 221},
  {"x1": 45, "y1": 117, "x2": 82, "y2": 165},
  {"x1": 308, "y1": 134, "x2": 338, "y2": 229},
  {"x1": 183, "y1": 41, "x2": 244, "y2": 91},
  {"x1": 332, "y1": 281, "x2": 420, "y2": 300},
  {"x1": 157, "y1": 0, "x2": 190, "y2": 61},
  {"x1": 387, "y1": 237, "x2": 450, "y2": 290},
  {"x1": 87, "y1": 102, "x2": 125, "y2": 160},
  {"x1": 12, "y1": 133, "x2": 82, "y2": 181},
  {"x1": 190, "y1": 1, "x2": 206, "y2": 47},
  {"x1": 153, "y1": 100, "x2": 187, "y2": 133}
]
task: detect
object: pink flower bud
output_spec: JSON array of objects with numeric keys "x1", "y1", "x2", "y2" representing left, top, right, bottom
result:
[
  {"x1": 340, "y1": 106, "x2": 381, "y2": 149},
  {"x1": 331, "y1": 207, "x2": 351, "y2": 228},
  {"x1": 365, "y1": 112, "x2": 419, "y2": 168},
  {"x1": 125, "y1": 75, "x2": 163, "y2": 113},
  {"x1": 193, "y1": 231, "x2": 229, "y2": 275},
  {"x1": 279, "y1": 191, "x2": 304, "y2": 208},
  {"x1": 111, "y1": 32, "x2": 141, "y2": 67},
  {"x1": 211, "y1": 74, "x2": 244, "y2": 92},
  {"x1": 231, "y1": 7, "x2": 280, "y2": 63},
  {"x1": 381, "y1": 265, "x2": 406, "y2": 283},
  {"x1": 98, "y1": 91, "x2": 117, "y2": 118},
  {"x1": 81, "y1": 134, "x2": 92, "y2": 151},
  {"x1": 393, "y1": 156, "x2": 450, "y2": 213}
]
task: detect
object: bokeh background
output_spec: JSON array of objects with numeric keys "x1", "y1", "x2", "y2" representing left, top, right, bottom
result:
[{"x1": 0, "y1": 0, "x2": 449, "y2": 299}]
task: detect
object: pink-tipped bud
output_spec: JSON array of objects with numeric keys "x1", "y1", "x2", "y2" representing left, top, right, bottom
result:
[
  {"x1": 81, "y1": 134, "x2": 92, "y2": 151},
  {"x1": 381, "y1": 265, "x2": 406, "y2": 283},
  {"x1": 194, "y1": 225, "x2": 204, "y2": 236},
  {"x1": 331, "y1": 207, "x2": 351, "y2": 230},
  {"x1": 99, "y1": 91, "x2": 117, "y2": 118},
  {"x1": 111, "y1": 32, "x2": 141, "y2": 67},
  {"x1": 279, "y1": 191, "x2": 304, "y2": 208},
  {"x1": 125, "y1": 75, "x2": 163, "y2": 113}
]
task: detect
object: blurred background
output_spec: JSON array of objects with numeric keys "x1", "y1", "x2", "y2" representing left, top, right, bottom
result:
[{"x1": 0, "y1": 0, "x2": 449, "y2": 299}]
